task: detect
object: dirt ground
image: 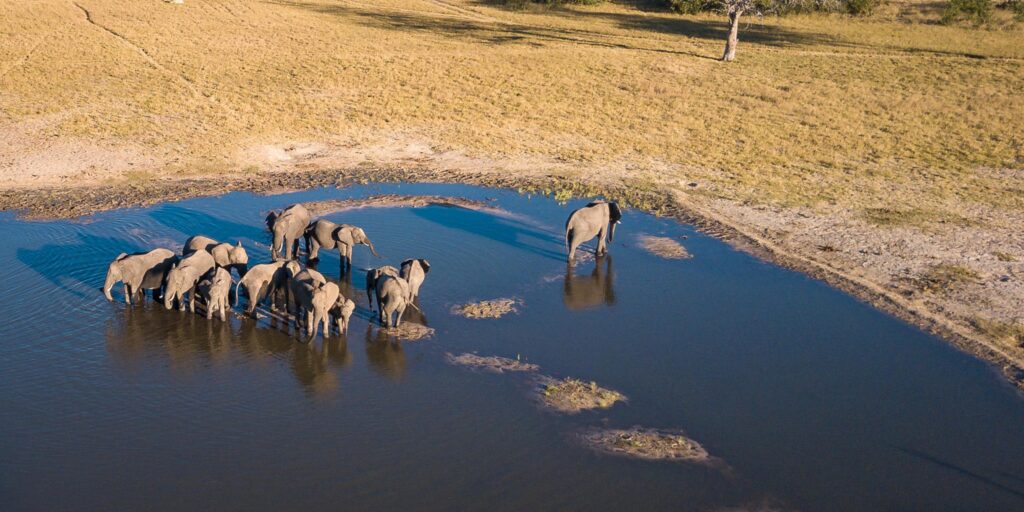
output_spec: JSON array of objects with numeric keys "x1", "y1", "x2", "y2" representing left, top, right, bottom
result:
[{"x1": 1, "y1": 0, "x2": 1022, "y2": 388}]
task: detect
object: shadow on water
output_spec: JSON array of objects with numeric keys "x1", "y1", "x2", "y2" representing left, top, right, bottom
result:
[
  {"x1": 564, "y1": 255, "x2": 616, "y2": 310},
  {"x1": 410, "y1": 205, "x2": 566, "y2": 262},
  {"x1": 17, "y1": 233, "x2": 149, "y2": 300},
  {"x1": 898, "y1": 447, "x2": 1024, "y2": 501},
  {"x1": 148, "y1": 204, "x2": 270, "y2": 249}
]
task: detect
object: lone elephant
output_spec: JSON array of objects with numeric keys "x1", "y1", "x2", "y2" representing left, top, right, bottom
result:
[
  {"x1": 565, "y1": 201, "x2": 622, "y2": 262},
  {"x1": 103, "y1": 248, "x2": 178, "y2": 304},
  {"x1": 266, "y1": 204, "x2": 311, "y2": 261}
]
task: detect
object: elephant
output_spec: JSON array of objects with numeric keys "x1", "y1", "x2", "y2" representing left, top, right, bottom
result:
[
  {"x1": 266, "y1": 203, "x2": 311, "y2": 261},
  {"x1": 199, "y1": 267, "x2": 232, "y2": 321},
  {"x1": 365, "y1": 265, "x2": 400, "y2": 307},
  {"x1": 234, "y1": 260, "x2": 300, "y2": 317},
  {"x1": 163, "y1": 249, "x2": 216, "y2": 312},
  {"x1": 374, "y1": 271, "x2": 412, "y2": 328},
  {"x1": 288, "y1": 268, "x2": 336, "y2": 341},
  {"x1": 103, "y1": 248, "x2": 178, "y2": 304},
  {"x1": 399, "y1": 259, "x2": 430, "y2": 302},
  {"x1": 304, "y1": 220, "x2": 379, "y2": 274},
  {"x1": 564, "y1": 201, "x2": 622, "y2": 262},
  {"x1": 331, "y1": 294, "x2": 356, "y2": 335},
  {"x1": 183, "y1": 235, "x2": 249, "y2": 277}
]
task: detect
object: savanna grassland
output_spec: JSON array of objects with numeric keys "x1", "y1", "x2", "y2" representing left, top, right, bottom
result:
[{"x1": 1, "y1": 1, "x2": 1023, "y2": 378}]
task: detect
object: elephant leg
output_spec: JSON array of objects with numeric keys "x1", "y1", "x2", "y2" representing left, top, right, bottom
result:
[
  {"x1": 220, "y1": 300, "x2": 227, "y2": 322},
  {"x1": 291, "y1": 238, "x2": 301, "y2": 260},
  {"x1": 395, "y1": 304, "x2": 406, "y2": 327},
  {"x1": 597, "y1": 228, "x2": 608, "y2": 255},
  {"x1": 188, "y1": 284, "x2": 197, "y2": 313},
  {"x1": 309, "y1": 238, "x2": 320, "y2": 261},
  {"x1": 123, "y1": 284, "x2": 131, "y2": 304},
  {"x1": 322, "y1": 313, "x2": 330, "y2": 338},
  {"x1": 206, "y1": 301, "x2": 214, "y2": 320}
]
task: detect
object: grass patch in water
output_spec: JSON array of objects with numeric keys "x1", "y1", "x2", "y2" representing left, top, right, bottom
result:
[
  {"x1": 578, "y1": 427, "x2": 711, "y2": 463},
  {"x1": 451, "y1": 298, "x2": 521, "y2": 319},
  {"x1": 538, "y1": 377, "x2": 625, "y2": 413}
]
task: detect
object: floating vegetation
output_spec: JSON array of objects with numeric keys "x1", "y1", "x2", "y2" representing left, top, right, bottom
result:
[
  {"x1": 577, "y1": 427, "x2": 711, "y2": 463},
  {"x1": 638, "y1": 235, "x2": 692, "y2": 260},
  {"x1": 445, "y1": 353, "x2": 539, "y2": 373},
  {"x1": 451, "y1": 298, "x2": 520, "y2": 319},
  {"x1": 537, "y1": 377, "x2": 625, "y2": 413},
  {"x1": 377, "y1": 322, "x2": 434, "y2": 341}
]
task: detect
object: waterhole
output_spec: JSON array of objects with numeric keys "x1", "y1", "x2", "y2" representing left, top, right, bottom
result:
[{"x1": 2, "y1": 183, "x2": 1023, "y2": 511}]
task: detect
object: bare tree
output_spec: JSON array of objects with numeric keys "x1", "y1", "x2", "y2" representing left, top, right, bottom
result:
[{"x1": 721, "y1": 0, "x2": 758, "y2": 61}]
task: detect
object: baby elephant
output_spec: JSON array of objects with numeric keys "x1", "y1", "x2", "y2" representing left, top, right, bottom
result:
[
  {"x1": 331, "y1": 295, "x2": 356, "y2": 335},
  {"x1": 201, "y1": 267, "x2": 233, "y2": 321},
  {"x1": 103, "y1": 248, "x2": 178, "y2": 304},
  {"x1": 288, "y1": 268, "x2": 335, "y2": 341}
]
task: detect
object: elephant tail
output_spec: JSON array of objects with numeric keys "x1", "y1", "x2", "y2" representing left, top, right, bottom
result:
[
  {"x1": 564, "y1": 225, "x2": 572, "y2": 254},
  {"x1": 233, "y1": 279, "x2": 243, "y2": 306}
]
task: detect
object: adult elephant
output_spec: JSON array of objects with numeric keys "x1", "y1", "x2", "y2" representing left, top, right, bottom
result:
[
  {"x1": 234, "y1": 260, "x2": 300, "y2": 317},
  {"x1": 183, "y1": 235, "x2": 249, "y2": 277},
  {"x1": 400, "y1": 259, "x2": 430, "y2": 302},
  {"x1": 288, "y1": 268, "x2": 337, "y2": 341},
  {"x1": 370, "y1": 267, "x2": 412, "y2": 328},
  {"x1": 304, "y1": 219, "x2": 379, "y2": 274},
  {"x1": 266, "y1": 204, "x2": 311, "y2": 261},
  {"x1": 365, "y1": 265, "x2": 400, "y2": 307},
  {"x1": 103, "y1": 248, "x2": 178, "y2": 304},
  {"x1": 163, "y1": 249, "x2": 216, "y2": 312},
  {"x1": 564, "y1": 201, "x2": 622, "y2": 262}
]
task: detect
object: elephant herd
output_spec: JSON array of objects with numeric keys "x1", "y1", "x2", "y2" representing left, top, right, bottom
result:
[{"x1": 103, "y1": 198, "x2": 622, "y2": 342}]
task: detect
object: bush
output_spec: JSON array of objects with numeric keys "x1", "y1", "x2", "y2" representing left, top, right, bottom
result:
[
  {"x1": 1012, "y1": 0, "x2": 1024, "y2": 20},
  {"x1": 665, "y1": 0, "x2": 717, "y2": 13},
  {"x1": 941, "y1": 0, "x2": 993, "y2": 25},
  {"x1": 845, "y1": 0, "x2": 880, "y2": 15}
]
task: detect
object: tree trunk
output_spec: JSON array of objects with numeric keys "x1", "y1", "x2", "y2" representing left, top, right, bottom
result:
[{"x1": 722, "y1": 10, "x2": 741, "y2": 62}]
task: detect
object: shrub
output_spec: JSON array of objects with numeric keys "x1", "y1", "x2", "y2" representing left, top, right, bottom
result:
[
  {"x1": 1012, "y1": 0, "x2": 1024, "y2": 20},
  {"x1": 845, "y1": 0, "x2": 880, "y2": 15},
  {"x1": 941, "y1": 0, "x2": 993, "y2": 25},
  {"x1": 666, "y1": 0, "x2": 717, "y2": 13}
]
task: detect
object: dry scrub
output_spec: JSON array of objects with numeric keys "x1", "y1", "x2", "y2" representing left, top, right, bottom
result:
[
  {"x1": 445, "y1": 352, "x2": 540, "y2": 373},
  {"x1": 451, "y1": 298, "x2": 521, "y2": 319},
  {"x1": 578, "y1": 427, "x2": 711, "y2": 463},
  {"x1": 537, "y1": 377, "x2": 626, "y2": 413},
  {"x1": 638, "y1": 235, "x2": 692, "y2": 259}
]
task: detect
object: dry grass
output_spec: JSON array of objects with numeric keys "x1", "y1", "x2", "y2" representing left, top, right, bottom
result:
[
  {"x1": 917, "y1": 263, "x2": 980, "y2": 293},
  {"x1": 1, "y1": 0, "x2": 1022, "y2": 215}
]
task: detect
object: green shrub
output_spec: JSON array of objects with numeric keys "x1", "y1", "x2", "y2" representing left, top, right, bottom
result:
[
  {"x1": 665, "y1": 0, "x2": 716, "y2": 13},
  {"x1": 941, "y1": 0, "x2": 993, "y2": 25},
  {"x1": 845, "y1": 0, "x2": 880, "y2": 15},
  {"x1": 1012, "y1": 0, "x2": 1024, "y2": 20}
]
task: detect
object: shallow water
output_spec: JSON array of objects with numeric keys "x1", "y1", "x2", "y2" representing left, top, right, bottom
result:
[{"x1": 2, "y1": 183, "x2": 1023, "y2": 511}]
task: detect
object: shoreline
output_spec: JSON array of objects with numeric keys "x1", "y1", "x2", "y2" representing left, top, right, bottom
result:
[{"x1": 1, "y1": 167, "x2": 1022, "y2": 389}]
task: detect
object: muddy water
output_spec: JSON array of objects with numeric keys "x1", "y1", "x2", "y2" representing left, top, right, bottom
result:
[{"x1": 2, "y1": 183, "x2": 1023, "y2": 511}]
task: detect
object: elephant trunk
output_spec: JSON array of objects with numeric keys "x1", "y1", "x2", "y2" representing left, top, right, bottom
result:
[
  {"x1": 608, "y1": 221, "x2": 617, "y2": 243},
  {"x1": 233, "y1": 278, "x2": 243, "y2": 307},
  {"x1": 103, "y1": 266, "x2": 118, "y2": 301},
  {"x1": 366, "y1": 239, "x2": 380, "y2": 258},
  {"x1": 163, "y1": 283, "x2": 177, "y2": 310},
  {"x1": 308, "y1": 309, "x2": 323, "y2": 342}
]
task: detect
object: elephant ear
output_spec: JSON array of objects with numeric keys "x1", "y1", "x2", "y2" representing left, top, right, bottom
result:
[
  {"x1": 419, "y1": 259, "x2": 431, "y2": 274},
  {"x1": 608, "y1": 202, "x2": 622, "y2": 223},
  {"x1": 115, "y1": 252, "x2": 128, "y2": 261}
]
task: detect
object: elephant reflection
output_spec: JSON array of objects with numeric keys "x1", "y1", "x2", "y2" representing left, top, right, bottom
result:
[
  {"x1": 364, "y1": 324, "x2": 407, "y2": 381},
  {"x1": 105, "y1": 304, "x2": 235, "y2": 371},
  {"x1": 563, "y1": 255, "x2": 615, "y2": 310}
]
